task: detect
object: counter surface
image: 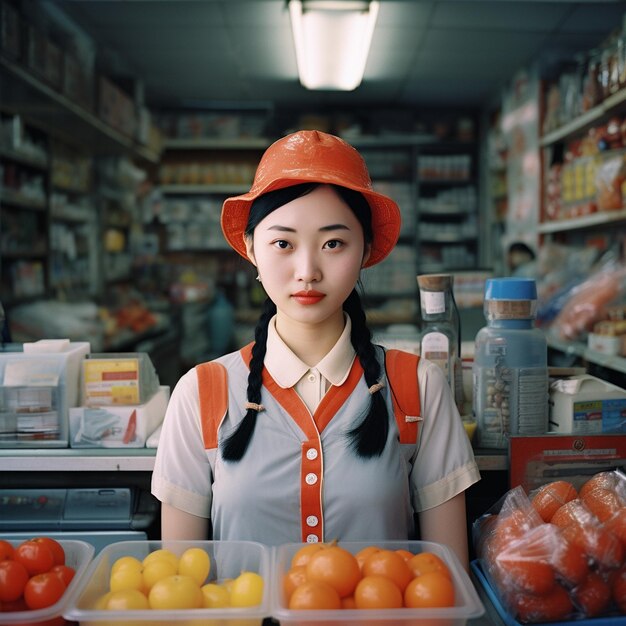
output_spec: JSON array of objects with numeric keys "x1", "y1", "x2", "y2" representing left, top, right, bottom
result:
[{"x1": 0, "y1": 448, "x2": 508, "y2": 472}]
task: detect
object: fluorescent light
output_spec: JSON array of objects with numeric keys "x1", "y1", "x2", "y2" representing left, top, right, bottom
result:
[{"x1": 288, "y1": 0, "x2": 379, "y2": 91}]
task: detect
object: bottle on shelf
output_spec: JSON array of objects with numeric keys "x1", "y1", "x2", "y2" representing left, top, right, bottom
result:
[
  {"x1": 473, "y1": 278, "x2": 549, "y2": 449},
  {"x1": 417, "y1": 274, "x2": 463, "y2": 413}
]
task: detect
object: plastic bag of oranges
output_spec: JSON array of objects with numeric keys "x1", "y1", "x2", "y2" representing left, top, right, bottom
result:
[{"x1": 473, "y1": 470, "x2": 626, "y2": 623}]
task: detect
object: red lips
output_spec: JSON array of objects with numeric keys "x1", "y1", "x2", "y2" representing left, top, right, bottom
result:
[{"x1": 292, "y1": 290, "x2": 325, "y2": 305}]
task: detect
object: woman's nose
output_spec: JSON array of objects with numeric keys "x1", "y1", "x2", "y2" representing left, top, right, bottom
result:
[{"x1": 294, "y1": 250, "x2": 321, "y2": 283}]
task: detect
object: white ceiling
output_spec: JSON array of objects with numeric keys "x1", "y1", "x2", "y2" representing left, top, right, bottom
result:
[{"x1": 51, "y1": 0, "x2": 626, "y2": 112}]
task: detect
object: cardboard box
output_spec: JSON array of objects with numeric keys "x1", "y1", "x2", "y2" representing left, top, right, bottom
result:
[
  {"x1": 550, "y1": 374, "x2": 626, "y2": 434},
  {"x1": 69, "y1": 385, "x2": 168, "y2": 448},
  {"x1": 509, "y1": 433, "x2": 626, "y2": 492},
  {"x1": 98, "y1": 75, "x2": 137, "y2": 137}
]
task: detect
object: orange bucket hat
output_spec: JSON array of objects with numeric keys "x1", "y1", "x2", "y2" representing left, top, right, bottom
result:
[{"x1": 221, "y1": 130, "x2": 401, "y2": 267}]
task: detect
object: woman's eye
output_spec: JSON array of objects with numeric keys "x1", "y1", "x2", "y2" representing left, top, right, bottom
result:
[
  {"x1": 324, "y1": 239, "x2": 343, "y2": 250},
  {"x1": 273, "y1": 240, "x2": 291, "y2": 250}
]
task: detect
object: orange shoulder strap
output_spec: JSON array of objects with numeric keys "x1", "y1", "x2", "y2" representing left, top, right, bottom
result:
[
  {"x1": 195, "y1": 348, "x2": 420, "y2": 448},
  {"x1": 385, "y1": 349, "x2": 421, "y2": 444},
  {"x1": 196, "y1": 361, "x2": 228, "y2": 449}
]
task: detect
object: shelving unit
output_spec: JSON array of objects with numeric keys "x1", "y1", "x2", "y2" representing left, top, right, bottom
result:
[
  {"x1": 547, "y1": 335, "x2": 626, "y2": 375},
  {"x1": 0, "y1": 116, "x2": 50, "y2": 305},
  {"x1": 153, "y1": 136, "x2": 273, "y2": 365},
  {"x1": 0, "y1": 55, "x2": 159, "y2": 164},
  {"x1": 48, "y1": 142, "x2": 98, "y2": 298},
  {"x1": 540, "y1": 88, "x2": 626, "y2": 148},
  {"x1": 1, "y1": 38, "x2": 162, "y2": 310},
  {"x1": 539, "y1": 84, "x2": 626, "y2": 373},
  {"x1": 538, "y1": 207, "x2": 626, "y2": 234},
  {"x1": 157, "y1": 137, "x2": 271, "y2": 254},
  {"x1": 350, "y1": 130, "x2": 481, "y2": 316},
  {"x1": 416, "y1": 144, "x2": 479, "y2": 273}
]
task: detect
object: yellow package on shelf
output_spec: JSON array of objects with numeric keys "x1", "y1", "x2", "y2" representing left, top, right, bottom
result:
[{"x1": 82, "y1": 353, "x2": 160, "y2": 406}]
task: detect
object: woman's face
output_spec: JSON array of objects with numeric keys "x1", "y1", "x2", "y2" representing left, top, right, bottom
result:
[{"x1": 245, "y1": 185, "x2": 370, "y2": 327}]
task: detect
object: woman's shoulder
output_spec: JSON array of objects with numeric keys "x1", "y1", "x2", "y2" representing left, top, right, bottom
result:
[{"x1": 377, "y1": 345, "x2": 446, "y2": 387}]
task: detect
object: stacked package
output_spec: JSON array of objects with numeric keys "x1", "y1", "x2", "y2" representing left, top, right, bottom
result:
[{"x1": 69, "y1": 353, "x2": 168, "y2": 448}]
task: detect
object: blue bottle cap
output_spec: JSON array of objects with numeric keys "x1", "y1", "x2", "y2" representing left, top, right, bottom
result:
[{"x1": 484, "y1": 277, "x2": 537, "y2": 300}]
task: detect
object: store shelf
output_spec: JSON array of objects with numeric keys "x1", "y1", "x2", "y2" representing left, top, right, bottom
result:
[
  {"x1": 348, "y1": 134, "x2": 438, "y2": 148},
  {"x1": 420, "y1": 206, "x2": 472, "y2": 216},
  {"x1": 0, "y1": 189, "x2": 46, "y2": 210},
  {"x1": 419, "y1": 178, "x2": 474, "y2": 186},
  {"x1": 163, "y1": 137, "x2": 272, "y2": 150},
  {"x1": 0, "y1": 448, "x2": 156, "y2": 472},
  {"x1": 0, "y1": 447, "x2": 506, "y2": 472},
  {"x1": 0, "y1": 55, "x2": 159, "y2": 163},
  {"x1": 0, "y1": 248, "x2": 47, "y2": 258},
  {"x1": 50, "y1": 207, "x2": 93, "y2": 223},
  {"x1": 420, "y1": 234, "x2": 478, "y2": 243},
  {"x1": 0, "y1": 146, "x2": 48, "y2": 170},
  {"x1": 160, "y1": 183, "x2": 250, "y2": 194},
  {"x1": 538, "y1": 208, "x2": 626, "y2": 233},
  {"x1": 547, "y1": 335, "x2": 626, "y2": 374},
  {"x1": 540, "y1": 88, "x2": 626, "y2": 146}
]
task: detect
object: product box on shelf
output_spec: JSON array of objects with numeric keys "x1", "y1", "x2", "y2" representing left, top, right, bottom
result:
[
  {"x1": 24, "y1": 24, "x2": 63, "y2": 89},
  {"x1": 69, "y1": 385, "x2": 169, "y2": 448},
  {"x1": 0, "y1": 539, "x2": 95, "y2": 626},
  {"x1": 63, "y1": 52, "x2": 95, "y2": 111},
  {"x1": 0, "y1": 340, "x2": 90, "y2": 447},
  {"x1": 272, "y1": 540, "x2": 484, "y2": 626},
  {"x1": 64, "y1": 539, "x2": 272, "y2": 626},
  {"x1": 98, "y1": 75, "x2": 137, "y2": 137},
  {"x1": 509, "y1": 433, "x2": 626, "y2": 492},
  {"x1": 81, "y1": 352, "x2": 160, "y2": 407},
  {"x1": 549, "y1": 374, "x2": 626, "y2": 434}
]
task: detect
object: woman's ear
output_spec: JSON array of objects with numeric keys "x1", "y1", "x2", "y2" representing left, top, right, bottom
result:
[
  {"x1": 361, "y1": 243, "x2": 372, "y2": 268},
  {"x1": 244, "y1": 235, "x2": 257, "y2": 266}
]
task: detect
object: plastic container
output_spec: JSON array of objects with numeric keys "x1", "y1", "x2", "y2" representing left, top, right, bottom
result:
[
  {"x1": 64, "y1": 540, "x2": 272, "y2": 626},
  {"x1": 0, "y1": 539, "x2": 95, "y2": 625},
  {"x1": 0, "y1": 341, "x2": 90, "y2": 447},
  {"x1": 473, "y1": 278, "x2": 549, "y2": 449},
  {"x1": 272, "y1": 540, "x2": 484, "y2": 626},
  {"x1": 417, "y1": 274, "x2": 464, "y2": 413}
]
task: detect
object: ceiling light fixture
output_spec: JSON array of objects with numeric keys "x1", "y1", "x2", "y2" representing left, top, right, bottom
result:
[{"x1": 288, "y1": 0, "x2": 379, "y2": 91}]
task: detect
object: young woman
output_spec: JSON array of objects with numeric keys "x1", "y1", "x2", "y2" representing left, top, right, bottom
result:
[{"x1": 151, "y1": 130, "x2": 480, "y2": 570}]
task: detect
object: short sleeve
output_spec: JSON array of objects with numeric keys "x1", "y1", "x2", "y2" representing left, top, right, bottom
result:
[
  {"x1": 410, "y1": 359, "x2": 481, "y2": 512},
  {"x1": 151, "y1": 368, "x2": 213, "y2": 518}
]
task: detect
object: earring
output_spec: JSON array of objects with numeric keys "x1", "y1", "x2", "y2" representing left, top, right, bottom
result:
[{"x1": 256, "y1": 275, "x2": 262, "y2": 282}]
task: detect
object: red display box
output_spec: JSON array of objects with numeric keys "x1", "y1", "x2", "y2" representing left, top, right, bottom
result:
[{"x1": 509, "y1": 433, "x2": 626, "y2": 492}]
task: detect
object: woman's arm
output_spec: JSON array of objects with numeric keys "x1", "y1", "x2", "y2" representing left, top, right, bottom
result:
[
  {"x1": 161, "y1": 503, "x2": 210, "y2": 540},
  {"x1": 418, "y1": 492, "x2": 470, "y2": 572}
]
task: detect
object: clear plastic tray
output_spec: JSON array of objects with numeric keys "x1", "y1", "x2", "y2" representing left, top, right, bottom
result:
[
  {"x1": 272, "y1": 540, "x2": 484, "y2": 626},
  {"x1": 0, "y1": 539, "x2": 95, "y2": 625},
  {"x1": 63, "y1": 539, "x2": 272, "y2": 626}
]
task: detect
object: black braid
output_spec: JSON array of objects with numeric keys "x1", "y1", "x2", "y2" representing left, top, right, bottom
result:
[
  {"x1": 221, "y1": 297, "x2": 276, "y2": 461},
  {"x1": 344, "y1": 289, "x2": 389, "y2": 457}
]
